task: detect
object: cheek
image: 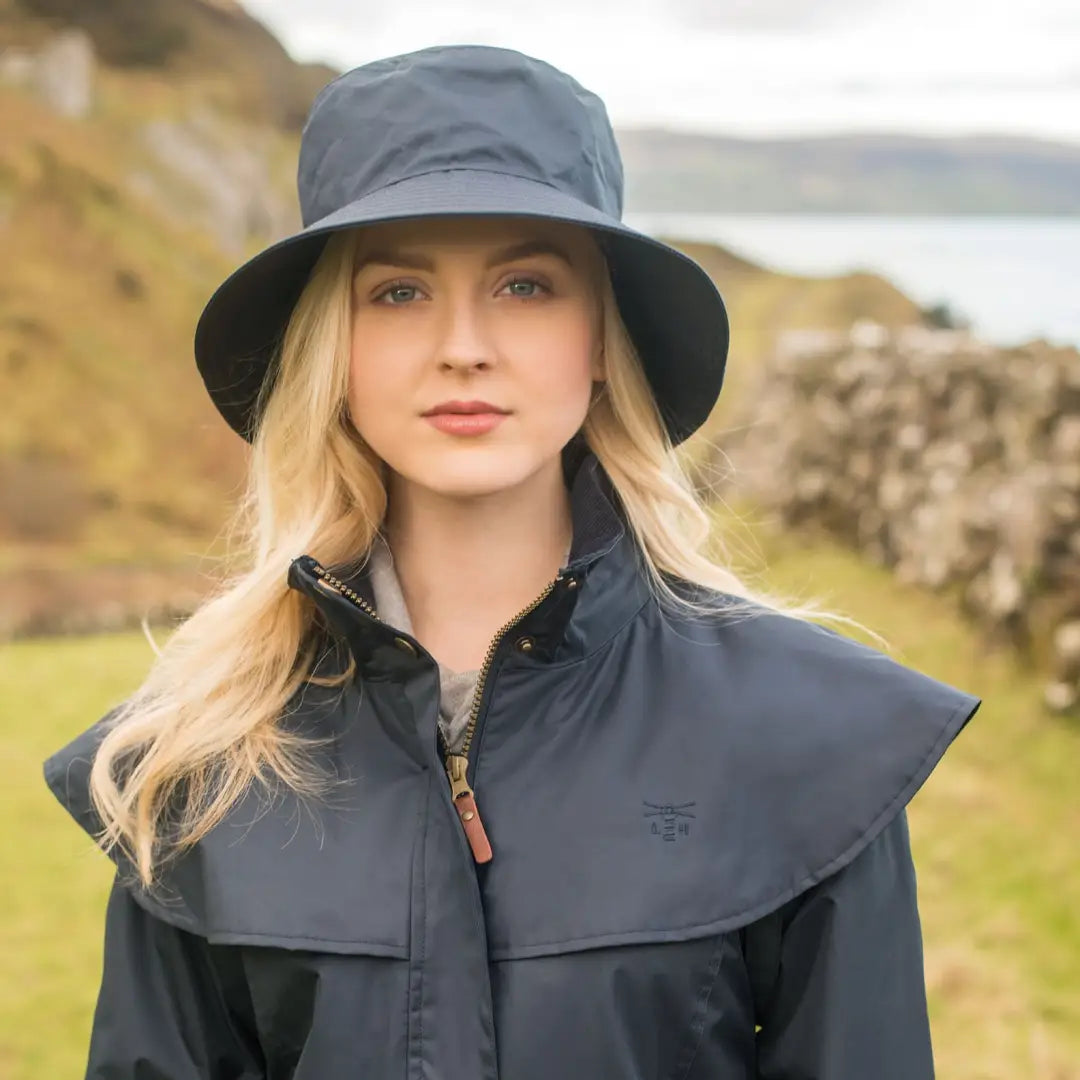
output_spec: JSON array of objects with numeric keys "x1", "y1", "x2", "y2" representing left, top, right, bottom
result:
[
  {"x1": 512, "y1": 310, "x2": 598, "y2": 409},
  {"x1": 346, "y1": 318, "x2": 414, "y2": 438}
]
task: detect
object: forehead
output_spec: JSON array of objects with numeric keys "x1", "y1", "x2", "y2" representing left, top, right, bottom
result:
[{"x1": 352, "y1": 214, "x2": 594, "y2": 255}]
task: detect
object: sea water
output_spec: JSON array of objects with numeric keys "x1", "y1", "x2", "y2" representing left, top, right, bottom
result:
[{"x1": 624, "y1": 212, "x2": 1079, "y2": 349}]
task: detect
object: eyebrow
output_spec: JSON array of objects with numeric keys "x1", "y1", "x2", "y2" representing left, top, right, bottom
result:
[{"x1": 354, "y1": 239, "x2": 575, "y2": 274}]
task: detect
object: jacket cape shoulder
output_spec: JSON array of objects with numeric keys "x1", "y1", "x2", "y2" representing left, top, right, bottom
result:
[
  {"x1": 675, "y1": 604, "x2": 979, "y2": 917},
  {"x1": 468, "y1": 600, "x2": 980, "y2": 958},
  {"x1": 42, "y1": 606, "x2": 981, "y2": 950}
]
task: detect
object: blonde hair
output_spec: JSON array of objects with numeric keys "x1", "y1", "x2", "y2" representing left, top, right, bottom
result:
[{"x1": 88, "y1": 222, "x2": 880, "y2": 886}]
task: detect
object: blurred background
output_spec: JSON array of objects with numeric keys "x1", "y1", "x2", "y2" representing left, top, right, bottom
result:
[{"x1": 2, "y1": 1, "x2": 1078, "y2": 1076}]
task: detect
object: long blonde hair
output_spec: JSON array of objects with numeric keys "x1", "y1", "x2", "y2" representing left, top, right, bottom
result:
[{"x1": 89, "y1": 222, "x2": 878, "y2": 886}]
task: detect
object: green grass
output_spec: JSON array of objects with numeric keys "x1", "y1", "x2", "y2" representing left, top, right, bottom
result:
[
  {"x1": 4, "y1": 524, "x2": 1079, "y2": 1078},
  {"x1": 1, "y1": 631, "x2": 156, "y2": 1080}
]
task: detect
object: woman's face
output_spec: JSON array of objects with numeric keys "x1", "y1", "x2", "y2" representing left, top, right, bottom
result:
[{"x1": 347, "y1": 215, "x2": 605, "y2": 499}]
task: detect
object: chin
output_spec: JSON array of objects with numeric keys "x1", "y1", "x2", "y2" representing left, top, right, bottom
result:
[{"x1": 394, "y1": 445, "x2": 554, "y2": 499}]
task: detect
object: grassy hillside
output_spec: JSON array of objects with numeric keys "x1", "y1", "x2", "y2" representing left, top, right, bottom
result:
[
  {"x1": 0, "y1": 5, "x2": 323, "y2": 631},
  {"x1": 6, "y1": 516, "x2": 1078, "y2": 1079},
  {"x1": 0, "y1": 77, "x2": 255, "y2": 640},
  {"x1": 0, "y1": 0, "x2": 335, "y2": 627},
  {"x1": 0, "y1": 80, "x2": 241, "y2": 549}
]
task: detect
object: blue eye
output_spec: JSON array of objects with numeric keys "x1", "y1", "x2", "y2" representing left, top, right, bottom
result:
[
  {"x1": 376, "y1": 283, "x2": 418, "y2": 305},
  {"x1": 504, "y1": 277, "x2": 548, "y2": 298}
]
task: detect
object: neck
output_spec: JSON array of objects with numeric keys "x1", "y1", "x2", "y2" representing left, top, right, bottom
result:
[{"x1": 381, "y1": 456, "x2": 574, "y2": 670}]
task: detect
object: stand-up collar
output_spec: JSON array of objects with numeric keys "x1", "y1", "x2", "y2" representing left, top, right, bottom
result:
[{"x1": 286, "y1": 440, "x2": 653, "y2": 676}]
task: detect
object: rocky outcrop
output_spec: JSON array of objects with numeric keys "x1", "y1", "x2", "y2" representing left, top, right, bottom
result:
[
  {"x1": 8, "y1": 0, "x2": 337, "y2": 129},
  {"x1": 722, "y1": 320, "x2": 1080, "y2": 714},
  {"x1": 131, "y1": 106, "x2": 296, "y2": 254},
  {"x1": 0, "y1": 17, "x2": 304, "y2": 255},
  {"x1": 0, "y1": 27, "x2": 95, "y2": 117}
]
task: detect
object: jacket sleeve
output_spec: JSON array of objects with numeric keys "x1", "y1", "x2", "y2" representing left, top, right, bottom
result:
[
  {"x1": 85, "y1": 873, "x2": 264, "y2": 1079},
  {"x1": 745, "y1": 808, "x2": 936, "y2": 1079}
]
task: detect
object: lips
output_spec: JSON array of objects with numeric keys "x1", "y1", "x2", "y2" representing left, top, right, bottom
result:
[
  {"x1": 422, "y1": 404, "x2": 508, "y2": 437},
  {"x1": 422, "y1": 400, "x2": 509, "y2": 416}
]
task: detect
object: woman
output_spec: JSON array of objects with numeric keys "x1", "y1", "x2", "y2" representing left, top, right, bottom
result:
[{"x1": 44, "y1": 45, "x2": 980, "y2": 1078}]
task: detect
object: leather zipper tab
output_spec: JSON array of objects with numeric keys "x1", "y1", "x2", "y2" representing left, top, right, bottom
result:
[
  {"x1": 454, "y1": 792, "x2": 493, "y2": 864},
  {"x1": 445, "y1": 753, "x2": 493, "y2": 863}
]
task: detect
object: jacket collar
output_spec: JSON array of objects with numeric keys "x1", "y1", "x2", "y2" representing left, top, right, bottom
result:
[{"x1": 286, "y1": 438, "x2": 653, "y2": 676}]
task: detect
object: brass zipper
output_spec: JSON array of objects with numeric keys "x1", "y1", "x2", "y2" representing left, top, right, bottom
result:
[
  {"x1": 304, "y1": 555, "x2": 567, "y2": 864},
  {"x1": 309, "y1": 562, "x2": 380, "y2": 620},
  {"x1": 440, "y1": 574, "x2": 563, "y2": 863},
  {"x1": 452, "y1": 575, "x2": 562, "y2": 760}
]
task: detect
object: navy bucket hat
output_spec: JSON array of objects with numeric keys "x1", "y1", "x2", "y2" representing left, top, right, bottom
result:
[{"x1": 193, "y1": 44, "x2": 730, "y2": 446}]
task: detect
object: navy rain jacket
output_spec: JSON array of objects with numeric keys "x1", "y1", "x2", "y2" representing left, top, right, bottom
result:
[{"x1": 44, "y1": 445, "x2": 981, "y2": 1079}]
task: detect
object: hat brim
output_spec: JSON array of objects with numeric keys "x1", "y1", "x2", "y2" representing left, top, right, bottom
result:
[{"x1": 193, "y1": 168, "x2": 729, "y2": 445}]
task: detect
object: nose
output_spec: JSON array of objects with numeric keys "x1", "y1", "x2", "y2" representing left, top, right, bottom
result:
[{"x1": 435, "y1": 290, "x2": 497, "y2": 373}]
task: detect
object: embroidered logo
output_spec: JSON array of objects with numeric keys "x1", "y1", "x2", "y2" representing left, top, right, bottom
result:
[{"x1": 643, "y1": 800, "x2": 696, "y2": 842}]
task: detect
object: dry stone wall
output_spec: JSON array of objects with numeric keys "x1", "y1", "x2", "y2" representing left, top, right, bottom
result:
[{"x1": 722, "y1": 320, "x2": 1080, "y2": 714}]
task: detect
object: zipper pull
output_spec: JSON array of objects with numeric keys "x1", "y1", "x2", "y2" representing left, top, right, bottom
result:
[{"x1": 445, "y1": 753, "x2": 493, "y2": 864}]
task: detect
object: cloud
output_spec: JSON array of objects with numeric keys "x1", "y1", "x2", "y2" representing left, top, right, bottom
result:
[
  {"x1": 667, "y1": 0, "x2": 888, "y2": 35},
  {"x1": 242, "y1": 0, "x2": 1080, "y2": 143}
]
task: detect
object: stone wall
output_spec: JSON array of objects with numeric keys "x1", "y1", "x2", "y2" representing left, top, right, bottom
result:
[{"x1": 721, "y1": 320, "x2": 1080, "y2": 714}]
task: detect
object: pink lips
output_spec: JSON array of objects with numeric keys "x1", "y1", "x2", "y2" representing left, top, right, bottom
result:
[{"x1": 422, "y1": 400, "x2": 509, "y2": 436}]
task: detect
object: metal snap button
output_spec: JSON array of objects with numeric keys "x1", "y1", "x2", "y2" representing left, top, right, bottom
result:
[
  {"x1": 564, "y1": 576, "x2": 579, "y2": 589},
  {"x1": 393, "y1": 636, "x2": 418, "y2": 657},
  {"x1": 514, "y1": 635, "x2": 535, "y2": 653}
]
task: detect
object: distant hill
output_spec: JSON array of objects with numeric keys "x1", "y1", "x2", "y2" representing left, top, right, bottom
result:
[{"x1": 617, "y1": 128, "x2": 1080, "y2": 214}]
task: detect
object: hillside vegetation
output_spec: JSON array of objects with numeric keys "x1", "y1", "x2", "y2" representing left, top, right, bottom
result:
[
  {"x1": 0, "y1": 2, "x2": 318, "y2": 631},
  {"x1": 0, "y1": 78, "x2": 249, "y2": 630}
]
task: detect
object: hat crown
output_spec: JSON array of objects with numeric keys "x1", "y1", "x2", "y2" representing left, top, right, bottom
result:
[{"x1": 297, "y1": 44, "x2": 624, "y2": 228}]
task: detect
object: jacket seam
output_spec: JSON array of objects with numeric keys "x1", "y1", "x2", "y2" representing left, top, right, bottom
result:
[
  {"x1": 207, "y1": 927, "x2": 407, "y2": 954},
  {"x1": 408, "y1": 769, "x2": 431, "y2": 1080},
  {"x1": 126, "y1": 879, "x2": 410, "y2": 954},
  {"x1": 667, "y1": 932, "x2": 729, "y2": 1080}
]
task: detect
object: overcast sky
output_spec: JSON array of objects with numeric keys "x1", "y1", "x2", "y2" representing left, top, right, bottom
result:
[{"x1": 243, "y1": 0, "x2": 1080, "y2": 144}]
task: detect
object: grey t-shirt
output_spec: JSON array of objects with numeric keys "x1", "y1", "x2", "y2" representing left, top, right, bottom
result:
[{"x1": 366, "y1": 533, "x2": 571, "y2": 754}]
